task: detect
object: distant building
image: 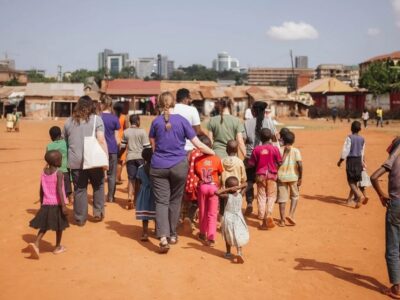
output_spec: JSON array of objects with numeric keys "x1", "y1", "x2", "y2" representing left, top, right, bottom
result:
[
  {"x1": 167, "y1": 60, "x2": 175, "y2": 78},
  {"x1": 248, "y1": 67, "x2": 314, "y2": 87},
  {"x1": 212, "y1": 52, "x2": 240, "y2": 72},
  {"x1": 130, "y1": 58, "x2": 157, "y2": 79},
  {"x1": 295, "y1": 56, "x2": 308, "y2": 69},
  {"x1": 0, "y1": 65, "x2": 27, "y2": 85},
  {"x1": 359, "y1": 50, "x2": 400, "y2": 74},
  {"x1": 156, "y1": 54, "x2": 174, "y2": 79},
  {"x1": 98, "y1": 49, "x2": 129, "y2": 74},
  {"x1": 26, "y1": 69, "x2": 46, "y2": 76},
  {"x1": 315, "y1": 64, "x2": 359, "y2": 87},
  {"x1": 0, "y1": 58, "x2": 16, "y2": 69}
]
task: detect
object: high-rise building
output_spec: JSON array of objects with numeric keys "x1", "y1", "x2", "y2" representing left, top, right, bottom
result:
[
  {"x1": 212, "y1": 52, "x2": 240, "y2": 72},
  {"x1": 295, "y1": 56, "x2": 308, "y2": 69},
  {"x1": 167, "y1": 60, "x2": 175, "y2": 78},
  {"x1": 156, "y1": 54, "x2": 174, "y2": 79},
  {"x1": 98, "y1": 49, "x2": 129, "y2": 73},
  {"x1": 315, "y1": 64, "x2": 359, "y2": 87},
  {"x1": 130, "y1": 57, "x2": 157, "y2": 78}
]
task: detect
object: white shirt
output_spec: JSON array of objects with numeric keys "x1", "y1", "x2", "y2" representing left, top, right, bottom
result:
[
  {"x1": 362, "y1": 112, "x2": 369, "y2": 120},
  {"x1": 341, "y1": 137, "x2": 365, "y2": 160},
  {"x1": 245, "y1": 108, "x2": 253, "y2": 120},
  {"x1": 173, "y1": 103, "x2": 201, "y2": 151}
]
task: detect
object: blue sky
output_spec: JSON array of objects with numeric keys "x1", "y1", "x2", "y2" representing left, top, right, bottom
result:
[{"x1": 0, "y1": 0, "x2": 399, "y2": 74}]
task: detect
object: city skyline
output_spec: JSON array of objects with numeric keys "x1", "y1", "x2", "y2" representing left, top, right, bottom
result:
[{"x1": 0, "y1": 0, "x2": 399, "y2": 75}]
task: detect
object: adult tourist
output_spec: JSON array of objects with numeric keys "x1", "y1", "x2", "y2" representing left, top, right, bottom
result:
[
  {"x1": 361, "y1": 108, "x2": 369, "y2": 128},
  {"x1": 207, "y1": 98, "x2": 246, "y2": 159},
  {"x1": 244, "y1": 107, "x2": 253, "y2": 120},
  {"x1": 113, "y1": 102, "x2": 128, "y2": 184},
  {"x1": 149, "y1": 92, "x2": 214, "y2": 253},
  {"x1": 63, "y1": 96, "x2": 107, "y2": 226},
  {"x1": 243, "y1": 101, "x2": 278, "y2": 215},
  {"x1": 100, "y1": 97, "x2": 121, "y2": 203}
]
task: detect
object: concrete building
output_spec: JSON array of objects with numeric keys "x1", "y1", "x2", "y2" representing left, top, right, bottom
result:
[
  {"x1": 359, "y1": 50, "x2": 400, "y2": 74},
  {"x1": 0, "y1": 58, "x2": 16, "y2": 69},
  {"x1": 212, "y1": 52, "x2": 240, "y2": 72},
  {"x1": 167, "y1": 60, "x2": 175, "y2": 78},
  {"x1": 315, "y1": 64, "x2": 359, "y2": 87},
  {"x1": 156, "y1": 54, "x2": 174, "y2": 79},
  {"x1": 295, "y1": 56, "x2": 308, "y2": 69},
  {"x1": 0, "y1": 65, "x2": 27, "y2": 85},
  {"x1": 130, "y1": 57, "x2": 157, "y2": 79},
  {"x1": 248, "y1": 67, "x2": 314, "y2": 87},
  {"x1": 98, "y1": 49, "x2": 129, "y2": 74}
]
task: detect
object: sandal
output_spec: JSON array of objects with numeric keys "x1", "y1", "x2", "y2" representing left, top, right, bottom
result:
[
  {"x1": 224, "y1": 252, "x2": 233, "y2": 259},
  {"x1": 159, "y1": 238, "x2": 170, "y2": 254},
  {"x1": 53, "y1": 245, "x2": 66, "y2": 255},
  {"x1": 140, "y1": 234, "x2": 149, "y2": 242},
  {"x1": 286, "y1": 216, "x2": 296, "y2": 226}
]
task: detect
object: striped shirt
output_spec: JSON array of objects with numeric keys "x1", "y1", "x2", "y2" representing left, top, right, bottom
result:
[{"x1": 278, "y1": 147, "x2": 302, "y2": 182}]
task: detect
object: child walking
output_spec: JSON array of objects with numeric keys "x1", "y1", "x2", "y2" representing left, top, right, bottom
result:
[
  {"x1": 221, "y1": 140, "x2": 247, "y2": 188},
  {"x1": 216, "y1": 177, "x2": 249, "y2": 263},
  {"x1": 29, "y1": 150, "x2": 69, "y2": 259},
  {"x1": 47, "y1": 126, "x2": 73, "y2": 204},
  {"x1": 120, "y1": 114, "x2": 151, "y2": 209},
  {"x1": 337, "y1": 121, "x2": 366, "y2": 208},
  {"x1": 194, "y1": 136, "x2": 223, "y2": 246},
  {"x1": 135, "y1": 148, "x2": 156, "y2": 241},
  {"x1": 248, "y1": 128, "x2": 282, "y2": 229},
  {"x1": 277, "y1": 131, "x2": 303, "y2": 226}
]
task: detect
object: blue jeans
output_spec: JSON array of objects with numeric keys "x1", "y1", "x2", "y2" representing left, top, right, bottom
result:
[{"x1": 386, "y1": 199, "x2": 400, "y2": 284}]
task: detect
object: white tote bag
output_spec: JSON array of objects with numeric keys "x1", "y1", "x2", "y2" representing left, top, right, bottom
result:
[{"x1": 83, "y1": 115, "x2": 109, "y2": 170}]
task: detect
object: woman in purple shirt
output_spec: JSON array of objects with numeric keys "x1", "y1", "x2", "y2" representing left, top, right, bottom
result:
[{"x1": 149, "y1": 92, "x2": 214, "y2": 253}]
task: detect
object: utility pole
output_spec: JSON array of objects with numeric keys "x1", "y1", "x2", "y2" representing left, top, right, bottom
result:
[{"x1": 289, "y1": 50, "x2": 296, "y2": 93}]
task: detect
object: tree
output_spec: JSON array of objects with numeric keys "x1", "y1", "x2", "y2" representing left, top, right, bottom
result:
[
  {"x1": 27, "y1": 70, "x2": 57, "y2": 83},
  {"x1": 359, "y1": 60, "x2": 400, "y2": 95},
  {"x1": 116, "y1": 66, "x2": 136, "y2": 79},
  {"x1": 4, "y1": 77, "x2": 22, "y2": 86}
]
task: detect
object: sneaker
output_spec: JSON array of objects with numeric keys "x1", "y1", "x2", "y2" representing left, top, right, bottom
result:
[
  {"x1": 159, "y1": 237, "x2": 170, "y2": 254},
  {"x1": 169, "y1": 236, "x2": 178, "y2": 245}
]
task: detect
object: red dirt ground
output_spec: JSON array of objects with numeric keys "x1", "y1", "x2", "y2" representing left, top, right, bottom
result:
[{"x1": 0, "y1": 117, "x2": 397, "y2": 300}]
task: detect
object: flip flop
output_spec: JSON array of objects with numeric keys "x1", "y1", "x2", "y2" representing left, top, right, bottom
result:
[
  {"x1": 278, "y1": 220, "x2": 286, "y2": 227},
  {"x1": 53, "y1": 245, "x2": 66, "y2": 255},
  {"x1": 236, "y1": 255, "x2": 245, "y2": 264},
  {"x1": 266, "y1": 217, "x2": 275, "y2": 228},
  {"x1": 140, "y1": 234, "x2": 149, "y2": 242},
  {"x1": 286, "y1": 216, "x2": 296, "y2": 226},
  {"x1": 384, "y1": 287, "x2": 400, "y2": 299},
  {"x1": 224, "y1": 253, "x2": 233, "y2": 259},
  {"x1": 362, "y1": 197, "x2": 369, "y2": 205},
  {"x1": 29, "y1": 243, "x2": 39, "y2": 259}
]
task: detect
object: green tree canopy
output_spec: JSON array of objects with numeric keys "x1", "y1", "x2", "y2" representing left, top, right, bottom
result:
[
  {"x1": 27, "y1": 70, "x2": 57, "y2": 83},
  {"x1": 359, "y1": 60, "x2": 400, "y2": 95}
]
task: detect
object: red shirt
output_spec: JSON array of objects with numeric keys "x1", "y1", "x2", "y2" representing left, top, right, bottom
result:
[
  {"x1": 194, "y1": 154, "x2": 223, "y2": 186},
  {"x1": 248, "y1": 143, "x2": 282, "y2": 175}
]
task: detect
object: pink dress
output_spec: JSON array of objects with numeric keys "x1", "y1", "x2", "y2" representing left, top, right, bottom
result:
[{"x1": 41, "y1": 171, "x2": 68, "y2": 206}]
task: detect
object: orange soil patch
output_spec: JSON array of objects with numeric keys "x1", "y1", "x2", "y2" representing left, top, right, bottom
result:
[{"x1": 0, "y1": 118, "x2": 396, "y2": 300}]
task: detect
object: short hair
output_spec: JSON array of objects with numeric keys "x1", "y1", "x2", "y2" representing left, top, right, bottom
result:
[
  {"x1": 142, "y1": 148, "x2": 153, "y2": 163},
  {"x1": 225, "y1": 176, "x2": 239, "y2": 188},
  {"x1": 282, "y1": 131, "x2": 295, "y2": 145},
  {"x1": 260, "y1": 128, "x2": 272, "y2": 143},
  {"x1": 199, "y1": 135, "x2": 212, "y2": 148},
  {"x1": 49, "y1": 126, "x2": 62, "y2": 141},
  {"x1": 129, "y1": 114, "x2": 140, "y2": 126},
  {"x1": 176, "y1": 88, "x2": 190, "y2": 103},
  {"x1": 226, "y1": 140, "x2": 238, "y2": 154},
  {"x1": 45, "y1": 150, "x2": 62, "y2": 167},
  {"x1": 279, "y1": 127, "x2": 290, "y2": 137},
  {"x1": 351, "y1": 121, "x2": 361, "y2": 133}
]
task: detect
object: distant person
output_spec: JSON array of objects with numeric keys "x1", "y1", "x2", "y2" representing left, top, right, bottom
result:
[
  {"x1": 331, "y1": 107, "x2": 338, "y2": 124},
  {"x1": 101, "y1": 97, "x2": 121, "y2": 203},
  {"x1": 28, "y1": 150, "x2": 69, "y2": 259},
  {"x1": 370, "y1": 137, "x2": 400, "y2": 299},
  {"x1": 244, "y1": 107, "x2": 253, "y2": 120},
  {"x1": 277, "y1": 131, "x2": 303, "y2": 227},
  {"x1": 243, "y1": 101, "x2": 277, "y2": 215},
  {"x1": 337, "y1": 121, "x2": 366, "y2": 208},
  {"x1": 247, "y1": 128, "x2": 282, "y2": 229},
  {"x1": 361, "y1": 108, "x2": 369, "y2": 128},
  {"x1": 119, "y1": 114, "x2": 150, "y2": 208},
  {"x1": 13, "y1": 108, "x2": 20, "y2": 132},
  {"x1": 376, "y1": 107, "x2": 384, "y2": 127},
  {"x1": 135, "y1": 148, "x2": 156, "y2": 241},
  {"x1": 114, "y1": 102, "x2": 128, "y2": 185},
  {"x1": 64, "y1": 96, "x2": 107, "y2": 225},
  {"x1": 216, "y1": 177, "x2": 249, "y2": 263},
  {"x1": 47, "y1": 126, "x2": 73, "y2": 204}
]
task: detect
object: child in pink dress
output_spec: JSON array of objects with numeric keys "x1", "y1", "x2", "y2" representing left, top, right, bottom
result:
[{"x1": 29, "y1": 150, "x2": 69, "y2": 259}]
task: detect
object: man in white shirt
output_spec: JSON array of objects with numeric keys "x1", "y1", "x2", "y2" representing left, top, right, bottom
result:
[{"x1": 173, "y1": 88, "x2": 203, "y2": 151}]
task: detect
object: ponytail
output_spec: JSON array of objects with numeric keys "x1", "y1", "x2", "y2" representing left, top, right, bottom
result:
[
  {"x1": 252, "y1": 101, "x2": 268, "y2": 139},
  {"x1": 158, "y1": 92, "x2": 175, "y2": 130},
  {"x1": 218, "y1": 98, "x2": 232, "y2": 124}
]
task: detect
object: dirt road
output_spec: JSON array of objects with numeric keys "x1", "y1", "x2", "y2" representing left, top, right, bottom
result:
[{"x1": 0, "y1": 118, "x2": 396, "y2": 299}]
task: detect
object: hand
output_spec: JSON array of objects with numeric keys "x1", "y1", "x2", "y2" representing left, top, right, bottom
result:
[
  {"x1": 297, "y1": 178, "x2": 302, "y2": 187},
  {"x1": 379, "y1": 195, "x2": 390, "y2": 207},
  {"x1": 337, "y1": 160, "x2": 342, "y2": 167},
  {"x1": 284, "y1": 146, "x2": 291, "y2": 154},
  {"x1": 61, "y1": 206, "x2": 68, "y2": 216}
]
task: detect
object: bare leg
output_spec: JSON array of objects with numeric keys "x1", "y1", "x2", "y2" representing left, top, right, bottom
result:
[
  {"x1": 141, "y1": 220, "x2": 149, "y2": 241},
  {"x1": 224, "y1": 241, "x2": 232, "y2": 259},
  {"x1": 347, "y1": 190, "x2": 354, "y2": 203},
  {"x1": 56, "y1": 230, "x2": 62, "y2": 247},
  {"x1": 279, "y1": 203, "x2": 286, "y2": 226},
  {"x1": 288, "y1": 198, "x2": 298, "y2": 219},
  {"x1": 128, "y1": 179, "x2": 135, "y2": 201},
  {"x1": 35, "y1": 229, "x2": 46, "y2": 248},
  {"x1": 116, "y1": 162, "x2": 122, "y2": 182},
  {"x1": 349, "y1": 182, "x2": 363, "y2": 208},
  {"x1": 237, "y1": 247, "x2": 244, "y2": 263}
]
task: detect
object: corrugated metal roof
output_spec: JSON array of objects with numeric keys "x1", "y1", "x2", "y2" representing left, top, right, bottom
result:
[
  {"x1": 297, "y1": 77, "x2": 356, "y2": 93},
  {"x1": 102, "y1": 79, "x2": 161, "y2": 95},
  {"x1": 25, "y1": 83, "x2": 84, "y2": 97}
]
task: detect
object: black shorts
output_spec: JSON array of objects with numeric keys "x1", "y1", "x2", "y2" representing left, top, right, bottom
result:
[
  {"x1": 346, "y1": 157, "x2": 363, "y2": 183},
  {"x1": 126, "y1": 159, "x2": 144, "y2": 180}
]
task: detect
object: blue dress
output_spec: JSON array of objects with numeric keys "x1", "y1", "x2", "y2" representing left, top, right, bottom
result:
[
  {"x1": 222, "y1": 193, "x2": 249, "y2": 247},
  {"x1": 135, "y1": 165, "x2": 156, "y2": 220}
]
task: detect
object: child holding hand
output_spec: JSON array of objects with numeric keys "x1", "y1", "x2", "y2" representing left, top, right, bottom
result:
[{"x1": 29, "y1": 150, "x2": 69, "y2": 259}]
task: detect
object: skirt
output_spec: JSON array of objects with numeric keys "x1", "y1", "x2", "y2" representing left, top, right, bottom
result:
[
  {"x1": 29, "y1": 205, "x2": 69, "y2": 231},
  {"x1": 346, "y1": 157, "x2": 363, "y2": 183}
]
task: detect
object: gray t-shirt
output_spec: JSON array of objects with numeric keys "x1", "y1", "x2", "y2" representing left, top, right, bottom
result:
[
  {"x1": 63, "y1": 115, "x2": 105, "y2": 169},
  {"x1": 243, "y1": 117, "x2": 277, "y2": 158},
  {"x1": 383, "y1": 147, "x2": 400, "y2": 201},
  {"x1": 121, "y1": 127, "x2": 150, "y2": 161}
]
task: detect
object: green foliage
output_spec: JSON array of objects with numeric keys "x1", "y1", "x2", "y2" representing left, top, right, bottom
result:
[
  {"x1": 116, "y1": 66, "x2": 136, "y2": 79},
  {"x1": 27, "y1": 70, "x2": 57, "y2": 83},
  {"x1": 4, "y1": 77, "x2": 23, "y2": 86},
  {"x1": 359, "y1": 60, "x2": 400, "y2": 95}
]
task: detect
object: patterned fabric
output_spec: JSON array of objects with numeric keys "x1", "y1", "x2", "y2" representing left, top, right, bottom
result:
[
  {"x1": 222, "y1": 193, "x2": 249, "y2": 247},
  {"x1": 41, "y1": 171, "x2": 67, "y2": 206},
  {"x1": 278, "y1": 147, "x2": 302, "y2": 183},
  {"x1": 135, "y1": 165, "x2": 156, "y2": 220},
  {"x1": 185, "y1": 149, "x2": 204, "y2": 201}
]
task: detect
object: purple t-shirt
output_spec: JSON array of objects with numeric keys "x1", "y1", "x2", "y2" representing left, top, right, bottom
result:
[
  {"x1": 101, "y1": 113, "x2": 120, "y2": 154},
  {"x1": 149, "y1": 114, "x2": 196, "y2": 169}
]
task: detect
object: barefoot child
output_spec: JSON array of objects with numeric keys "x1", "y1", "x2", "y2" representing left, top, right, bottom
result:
[
  {"x1": 277, "y1": 131, "x2": 303, "y2": 226},
  {"x1": 120, "y1": 114, "x2": 151, "y2": 208},
  {"x1": 135, "y1": 148, "x2": 156, "y2": 241},
  {"x1": 29, "y1": 150, "x2": 69, "y2": 259},
  {"x1": 337, "y1": 121, "x2": 366, "y2": 208},
  {"x1": 248, "y1": 128, "x2": 282, "y2": 229},
  {"x1": 216, "y1": 177, "x2": 249, "y2": 263},
  {"x1": 47, "y1": 126, "x2": 73, "y2": 204},
  {"x1": 194, "y1": 136, "x2": 223, "y2": 246}
]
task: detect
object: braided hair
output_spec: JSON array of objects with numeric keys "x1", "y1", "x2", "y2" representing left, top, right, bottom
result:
[
  {"x1": 252, "y1": 101, "x2": 268, "y2": 139},
  {"x1": 218, "y1": 98, "x2": 232, "y2": 124},
  {"x1": 158, "y1": 92, "x2": 175, "y2": 130}
]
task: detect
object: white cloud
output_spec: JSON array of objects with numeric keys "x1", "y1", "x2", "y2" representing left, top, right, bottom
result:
[
  {"x1": 367, "y1": 28, "x2": 381, "y2": 36},
  {"x1": 267, "y1": 22, "x2": 319, "y2": 41},
  {"x1": 392, "y1": 0, "x2": 400, "y2": 28}
]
